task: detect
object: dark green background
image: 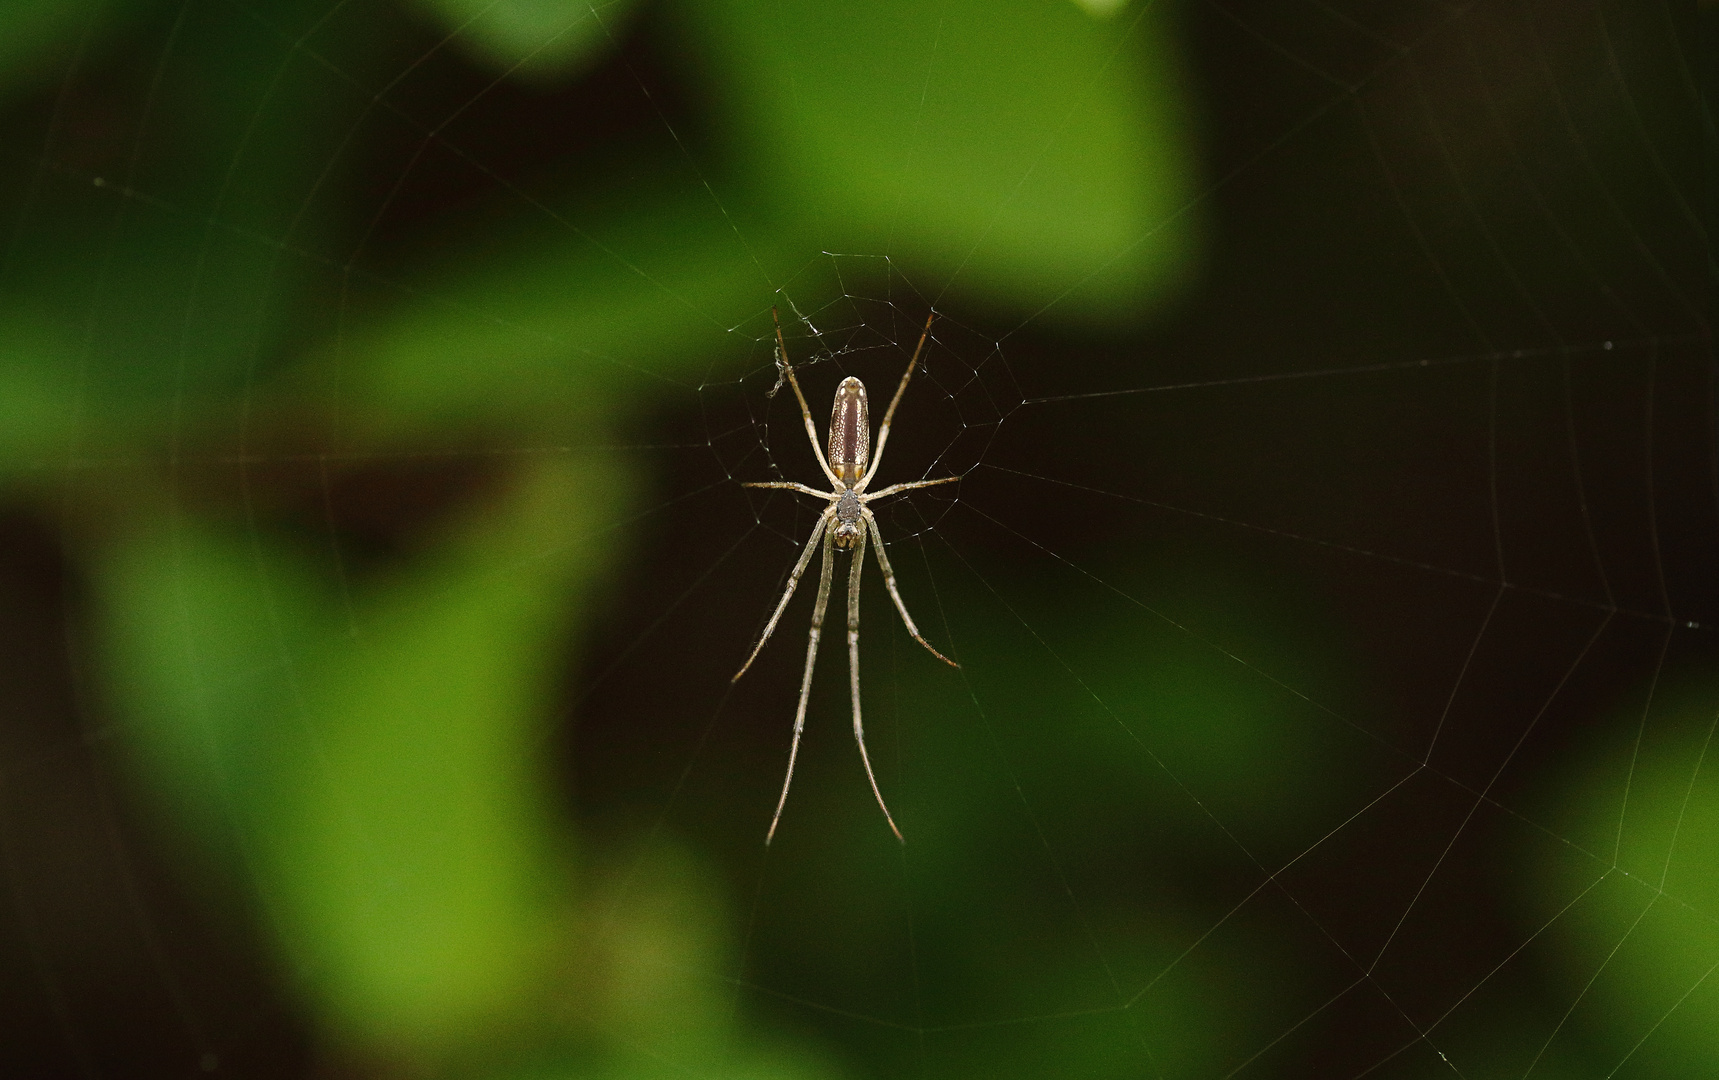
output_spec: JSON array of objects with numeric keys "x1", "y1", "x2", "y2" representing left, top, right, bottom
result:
[{"x1": 0, "y1": 1, "x2": 1712, "y2": 1078}]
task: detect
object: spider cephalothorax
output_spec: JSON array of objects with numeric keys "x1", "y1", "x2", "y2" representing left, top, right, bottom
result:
[
  {"x1": 832, "y1": 490, "x2": 864, "y2": 548},
  {"x1": 734, "y1": 308, "x2": 960, "y2": 843}
]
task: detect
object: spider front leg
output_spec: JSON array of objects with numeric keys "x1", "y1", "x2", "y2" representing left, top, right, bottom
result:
[
  {"x1": 845, "y1": 525, "x2": 904, "y2": 843},
  {"x1": 742, "y1": 481, "x2": 831, "y2": 499},
  {"x1": 858, "y1": 310, "x2": 936, "y2": 490},
  {"x1": 770, "y1": 307, "x2": 842, "y2": 489},
  {"x1": 766, "y1": 522, "x2": 837, "y2": 845}
]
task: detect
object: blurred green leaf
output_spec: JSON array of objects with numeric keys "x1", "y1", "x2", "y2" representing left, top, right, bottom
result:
[
  {"x1": 96, "y1": 453, "x2": 631, "y2": 1046},
  {"x1": 94, "y1": 504, "x2": 324, "y2": 851},
  {"x1": 409, "y1": 0, "x2": 642, "y2": 81},
  {"x1": 0, "y1": 324, "x2": 96, "y2": 473},
  {"x1": 1531, "y1": 677, "x2": 1718, "y2": 1072},
  {"x1": 311, "y1": 178, "x2": 791, "y2": 433},
  {"x1": 679, "y1": 0, "x2": 1198, "y2": 325},
  {"x1": 0, "y1": 0, "x2": 105, "y2": 99},
  {"x1": 1069, "y1": 0, "x2": 1133, "y2": 17},
  {"x1": 273, "y1": 456, "x2": 623, "y2": 1044},
  {"x1": 0, "y1": 2, "x2": 383, "y2": 463}
]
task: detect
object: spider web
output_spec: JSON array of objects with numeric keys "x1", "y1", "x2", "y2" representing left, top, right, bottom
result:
[{"x1": 0, "y1": 1, "x2": 1712, "y2": 1079}]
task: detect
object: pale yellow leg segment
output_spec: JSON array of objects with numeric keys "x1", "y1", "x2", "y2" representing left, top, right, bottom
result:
[
  {"x1": 846, "y1": 528, "x2": 904, "y2": 843},
  {"x1": 766, "y1": 526, "x2": 835, "y2": 845},
  {"x1": 864, "y1": 509, "x2": 958, "y2": 668},
  {"x1": 734, "y1": 510, "x2": 832, "y2": 683}
]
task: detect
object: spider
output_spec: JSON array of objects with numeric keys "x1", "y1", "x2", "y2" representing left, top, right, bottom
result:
[{"x1": 735, "y1": 308, "x2": 960, "y2": 844}]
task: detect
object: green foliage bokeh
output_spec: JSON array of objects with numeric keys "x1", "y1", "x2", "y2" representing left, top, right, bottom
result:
[
  {"x1": 0, "y1": 0, "x2": 1202, "y2": 1074},
  {"x1": 1, "y1": 1, "x2": 1710, "y2": 1078}
]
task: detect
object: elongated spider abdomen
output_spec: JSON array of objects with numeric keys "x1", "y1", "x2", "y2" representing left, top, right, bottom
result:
[{"x1": 828, "y1": 376, "x2": 870, "y2": 485}]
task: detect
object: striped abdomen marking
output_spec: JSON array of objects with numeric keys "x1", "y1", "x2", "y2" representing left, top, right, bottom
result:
[{"x1": 828, "y1": 376, "x2": 870, "y2": 485}]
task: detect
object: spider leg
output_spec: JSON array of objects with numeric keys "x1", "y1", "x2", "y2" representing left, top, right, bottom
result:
[
  {"x1": 846, "y1": 526, "x2": 905, "y2": 843},
  {"x1": 742, "y1": 481, "x2": 832, "y2": 498},
  {"x1": 772, "y1": 306, "x2": 842, "y2": 489},
  {"x1": 863, "y1": 508, "x2": 958, "y2": 669},
  {"x1": 861, "y1": 474, "x2": 959, "y2": 501},
  {"x1": 857, "y1": 310, "x2": 936, "y2": 492},
  {"x1": 766, "y1": 525, "x2": 836, "y2": 845},
  {"x1": 734, "y1": 509, "x2": 832, "y2": 683}
]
